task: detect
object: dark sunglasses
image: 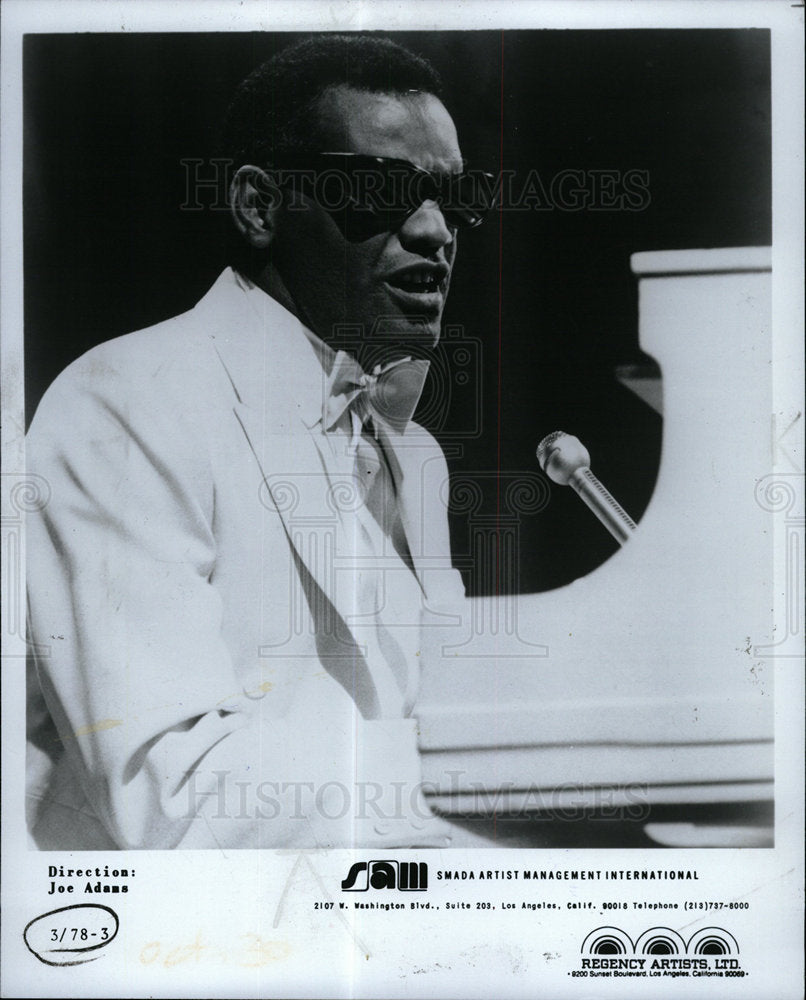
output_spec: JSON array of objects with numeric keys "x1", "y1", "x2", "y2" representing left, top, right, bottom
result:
[{"x1": 270, "y1": 152, "x2": 497, "y2": 241}]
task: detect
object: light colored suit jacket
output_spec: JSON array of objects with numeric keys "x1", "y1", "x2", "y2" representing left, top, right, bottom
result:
[{"x1": 26, "y1": 269, "x2": 465, "y2": 850}]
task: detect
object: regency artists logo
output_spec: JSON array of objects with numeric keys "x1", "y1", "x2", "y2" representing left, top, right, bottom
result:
[
  {"x1": 569, "y1": 926, "x2": 745, "y2": 980},
  {"x1": 341, "y1": 860, "x2": 428, "y2": 893}
]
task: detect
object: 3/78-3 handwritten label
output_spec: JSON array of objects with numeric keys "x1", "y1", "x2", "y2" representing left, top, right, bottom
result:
[{"x1": 24, "y1": 904, "x2": 119, "y2": 966}]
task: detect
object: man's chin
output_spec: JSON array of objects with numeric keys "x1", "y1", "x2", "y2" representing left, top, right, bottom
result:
[
  {"x1": 399, "y1": 324, "x2": 440, "y2": 354},
  {"x1": 354, "y1": 316, "x2": 440, "y2": 363},
  {"x1": 374, "y1": 287, "x2": 443, "y2": 342},
  {"x1": 394, "y1": 309, "x2": 443, "y2": 349}
]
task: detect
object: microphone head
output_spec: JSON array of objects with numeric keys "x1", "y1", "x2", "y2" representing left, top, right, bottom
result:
[{"x1": 536, "y1": 431, "x2": 591, "y2": 485}]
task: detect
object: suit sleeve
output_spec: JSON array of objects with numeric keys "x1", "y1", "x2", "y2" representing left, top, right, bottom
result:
[{"x1": 27, "y1": 353, "x2": 451, "y2": 849}]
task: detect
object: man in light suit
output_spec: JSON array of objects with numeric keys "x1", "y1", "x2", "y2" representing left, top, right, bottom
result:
[{"x1": 26, "y1": 35, "x2": 495, "y2": 849}]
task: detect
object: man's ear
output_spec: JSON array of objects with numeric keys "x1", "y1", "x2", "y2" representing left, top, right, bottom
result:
[{"x1": 229, "y1": 165, "x2": 281, "y2": 248}]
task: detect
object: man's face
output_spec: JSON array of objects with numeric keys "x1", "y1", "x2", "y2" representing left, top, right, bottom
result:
[{"x1": 270, "y1": 85, "x2": 463, "y2": 357}]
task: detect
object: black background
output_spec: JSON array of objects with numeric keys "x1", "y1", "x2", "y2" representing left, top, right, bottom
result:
[{"x1": 24, "y1": 30, "x2": 770, "y2": 593}]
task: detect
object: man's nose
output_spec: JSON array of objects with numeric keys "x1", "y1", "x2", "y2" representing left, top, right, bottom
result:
[{"x1": 397, "y1": 200, "x2": 455, "y2": 255}]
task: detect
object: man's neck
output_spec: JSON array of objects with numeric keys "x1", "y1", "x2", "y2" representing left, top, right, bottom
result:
[
  {"x1": 245, "y1": 262, "x2": 422, "y2": 371},
  {"x1": 251, "y1": 262, "x2": 305, "y2": 326},
  {"x1": 234, "y1": 264, "x2": 338, "y2": 377}
]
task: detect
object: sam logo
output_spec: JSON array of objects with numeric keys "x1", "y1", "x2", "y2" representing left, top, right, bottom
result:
[{"x1": 341, "y1": 861, "x2": 428, "y2": 893}]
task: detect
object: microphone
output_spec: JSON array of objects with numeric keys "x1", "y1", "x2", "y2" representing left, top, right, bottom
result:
[{"x1": 536, "y1": 431, "x2": 637, "y2": 545}]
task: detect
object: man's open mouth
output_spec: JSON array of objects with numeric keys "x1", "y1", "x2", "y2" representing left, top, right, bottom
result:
[
  {"x1": 384, "y1": 263, "x2": 449, "y2": 297},
  {"x1": 388, "y1": 273, "x2": 442, "y2": 294}
]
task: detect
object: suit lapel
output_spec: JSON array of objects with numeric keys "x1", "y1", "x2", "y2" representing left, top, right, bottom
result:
[{"x1": 196, "y1": 270, "x2": 368, "y2": 645}]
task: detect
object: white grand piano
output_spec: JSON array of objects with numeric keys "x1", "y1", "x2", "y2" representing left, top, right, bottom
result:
[{"x1": 417, "y1": 247, "x2": 775, "y2": 847}]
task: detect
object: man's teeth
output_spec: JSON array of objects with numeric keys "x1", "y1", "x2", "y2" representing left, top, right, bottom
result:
[{"x1": 393, "y1": 273, "x2": 440, "y2": 292}]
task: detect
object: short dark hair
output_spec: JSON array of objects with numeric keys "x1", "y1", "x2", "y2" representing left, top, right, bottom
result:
[{"x1": 222, "y1": 34, "x2": 444, "y2": 169}]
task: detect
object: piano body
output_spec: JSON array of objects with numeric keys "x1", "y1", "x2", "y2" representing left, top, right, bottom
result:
[{"x1": 417, "y1": 246, "x2": 775, "y2": 847}]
